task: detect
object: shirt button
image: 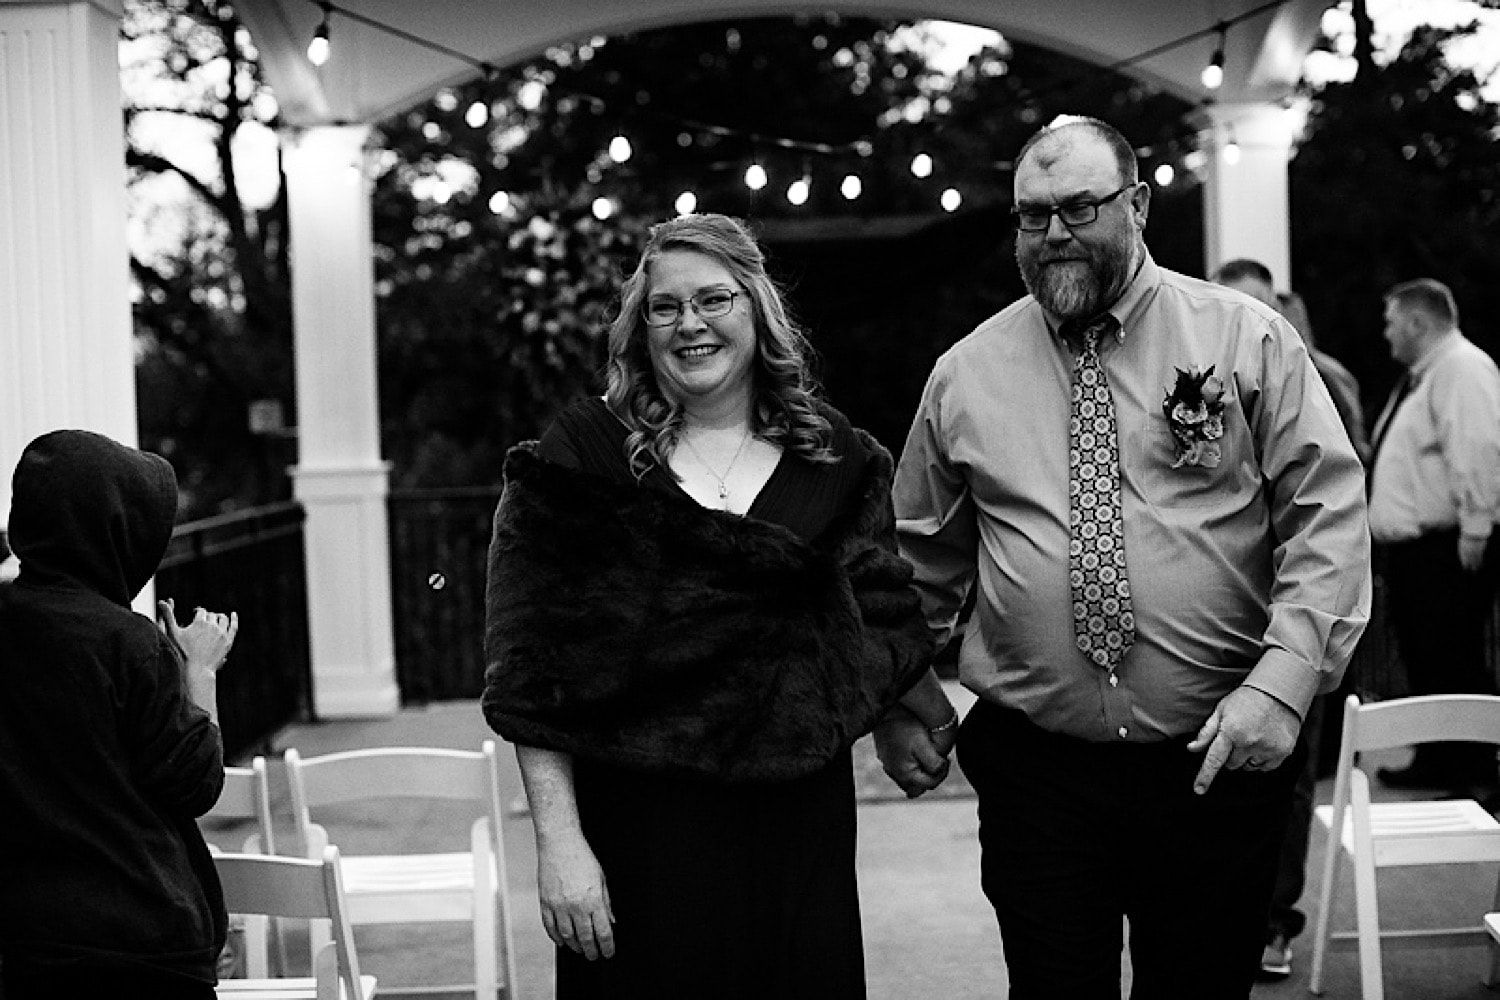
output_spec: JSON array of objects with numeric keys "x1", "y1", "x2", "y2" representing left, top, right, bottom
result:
[
  {"x1": 1117, "y1": 726, "x2": 1129, "y2": 738},
  {"x1": 1109, "y1": 674, "x2": 1119, "y2": 688}
]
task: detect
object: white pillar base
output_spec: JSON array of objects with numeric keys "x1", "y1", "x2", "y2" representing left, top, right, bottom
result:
[{"x1": 293, "y1": 464, "x2": 400, "y2": 718}]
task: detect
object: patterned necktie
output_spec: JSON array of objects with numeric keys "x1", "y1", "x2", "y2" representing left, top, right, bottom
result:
[{"x1": 1068, "y1": 316, "x2": 1135, "y2": 672}]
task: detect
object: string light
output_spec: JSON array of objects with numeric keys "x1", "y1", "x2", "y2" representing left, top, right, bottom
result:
[
  {"x1": 296, "y1": 0, "x2": 1291, "y2": 220},
  {"x1": 307, "y1": 2, "x2": 332, "y2": 66},
  {"x1": 1222, "y1": 126, "x2": 1241, "y2": 165},
  {"x1": 1201, "y1": 24, "x2": 1226, "y2": 90},
  {"x1": 786, "y1": 174, "x2": 811, "y2": 206}
]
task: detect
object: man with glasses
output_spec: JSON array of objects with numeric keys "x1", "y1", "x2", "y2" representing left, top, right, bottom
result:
[{"x1": 883, "y1": 115, "x2": 1370, "y2": 997}]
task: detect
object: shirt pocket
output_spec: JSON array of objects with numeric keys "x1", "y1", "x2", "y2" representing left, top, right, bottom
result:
[{"x1": 1125, "y1": 414, "x2": 1259, "y2": 510}]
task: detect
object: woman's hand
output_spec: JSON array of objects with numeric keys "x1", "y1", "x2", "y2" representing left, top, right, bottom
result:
[{"x1": 536, "y1": 830, "x2": 616, "y2": 960}]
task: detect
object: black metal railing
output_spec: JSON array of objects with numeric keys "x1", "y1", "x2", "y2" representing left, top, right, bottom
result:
[
  {"x1": 387, "y1": 487, "x2": 502, "y2": 703},
  {"x1": 156, "y1": 502, "x2": 313, "y2": 760}
]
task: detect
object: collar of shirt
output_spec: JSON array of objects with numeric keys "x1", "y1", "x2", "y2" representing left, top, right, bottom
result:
[
  {"x1": 1408, "y1": 329, "x2": 1461, "y2": 383},
  {"x1": 1044, "y1": 252, "x2": 1152, "y2": 354}
]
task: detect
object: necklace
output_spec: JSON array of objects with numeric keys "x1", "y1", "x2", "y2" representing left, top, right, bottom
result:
[{"x1": 679, "y1": 425, "x2": 753, "y2": 506}]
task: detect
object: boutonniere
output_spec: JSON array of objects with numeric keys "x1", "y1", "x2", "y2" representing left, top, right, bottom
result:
[{"x1": 1163, "y1": 366, "x2": 1226, "y2": 469}]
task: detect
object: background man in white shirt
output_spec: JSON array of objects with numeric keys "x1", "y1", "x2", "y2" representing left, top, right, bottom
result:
[{"x1": 1369, "y1": 277, "x2": 1500, "y2": 796}]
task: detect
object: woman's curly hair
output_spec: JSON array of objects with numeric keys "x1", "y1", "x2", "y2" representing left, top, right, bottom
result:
[{"x1": 603, "y1": 213, "x2": 836, "y2": 478}]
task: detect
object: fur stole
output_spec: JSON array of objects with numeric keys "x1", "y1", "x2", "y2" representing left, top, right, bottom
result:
[{"x1": 481, "y1": 433, "x2": 934, "y2": 783}]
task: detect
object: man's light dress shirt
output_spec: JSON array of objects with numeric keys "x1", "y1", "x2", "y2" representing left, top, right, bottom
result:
[
  {"x1": 1368, "y1": 331, "x2": 1500, "y2": 544},
  {"x1": 894, "y1": 254, "x2": 1371, "y2": 742}
]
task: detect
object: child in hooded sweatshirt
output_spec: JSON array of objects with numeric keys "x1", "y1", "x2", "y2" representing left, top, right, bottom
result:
[{"x1": 0, "y1": 429, "x2": 238, "y2": 999}]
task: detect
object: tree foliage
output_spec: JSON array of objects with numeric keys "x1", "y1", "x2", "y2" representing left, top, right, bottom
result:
[
  {"x1": 1291, "y1": 15, "x2": 1500, "y2": 412},
  {"x1": 124, "y1": 0, "x2": 293, "y2": 517}
]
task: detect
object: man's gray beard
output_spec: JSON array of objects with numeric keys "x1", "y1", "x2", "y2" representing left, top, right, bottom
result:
[
  {"x1": 1018, "y1": 245, "x2": 1134, "y2": 321},
  {"x1": 1027, "y1": 262, "x2": 1103, "y2": 320}
]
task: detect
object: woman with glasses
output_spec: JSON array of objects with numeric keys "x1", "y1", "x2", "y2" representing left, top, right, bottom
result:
[{"x1": 482, "y1": 212, "x2": 954, "y2": 998}]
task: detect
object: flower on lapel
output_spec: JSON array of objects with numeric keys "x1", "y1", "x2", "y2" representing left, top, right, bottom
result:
[{"x1": 1163, "y1": 366, "x2": 1226, "y2": 469}]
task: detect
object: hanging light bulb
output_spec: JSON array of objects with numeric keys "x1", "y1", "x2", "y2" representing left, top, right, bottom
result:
[
  {"x1": 744, "y1": 162, "x2": 768, "y2": 191},
  {"x1": 516, "y1": 80, "x2": 545, "y2": 111},
  {"x1": 840, "y1": 174, "x2": 862, "y2": 200},
  {"x1": 940, "y1": 187, "x2": 962, "y2": 212},
  {"x1": 787, "y1": 176, "x2": 810, "y2": 207},
  {"x1": 608, "y1": 135, "x2": 633, "y2": 164},
  {"x1": 1222, "y1": 127, "x2": 1241, "y2": 166},
  {"x1": 307, "y1": 3, "x2": 332, "y2": 66},
  {"x1": 1201, "y1": 25, "x2": 1226, "y2": 90},
  {"x1": 910, "y1": 152, "x2": 933, "y2": 178},
  {"x1": 674, "y1": 190, "x2": 698, "y2": 216},
  {"x1": 465, "y1": 100, "x2": 489, "y2": 129},
  {"x1": 1154, "y1": 162, "x2": 1176, "y2": 186}
]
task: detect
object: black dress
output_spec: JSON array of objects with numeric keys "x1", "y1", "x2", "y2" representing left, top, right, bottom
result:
[{"x1": 537, "y1": 397, "x2": 868, "y2": 1000}]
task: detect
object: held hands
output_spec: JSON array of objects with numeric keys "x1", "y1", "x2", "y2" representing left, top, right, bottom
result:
[
  {"x1": 1187, "y1": 685, "x2": 1300, "y2": 795},
  {"x1": 1459, "y1": 534, "x2": 1489, "y2": 573},
  {"x1": 873, "y1": 704, "x2": 954, "y2": 799},
  {"x1": 536, "y1": 830, "x2": 616, "y2": 960}
]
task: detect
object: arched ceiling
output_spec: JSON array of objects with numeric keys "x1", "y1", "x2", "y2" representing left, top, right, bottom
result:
[{"x1": 236, "y1": 0, "x2": 1330, "y2": 128}]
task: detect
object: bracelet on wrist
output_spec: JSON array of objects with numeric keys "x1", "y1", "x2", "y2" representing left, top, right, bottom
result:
[{"x1": 928, "y1": 709, "x2": 960, "y2": 735}]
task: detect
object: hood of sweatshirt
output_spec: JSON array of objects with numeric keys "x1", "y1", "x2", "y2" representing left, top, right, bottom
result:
[{"x1": 7, "y1": 430, "x2": 178, "y2": 607}]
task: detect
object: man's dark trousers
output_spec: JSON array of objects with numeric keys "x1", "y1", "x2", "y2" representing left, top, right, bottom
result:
[
  {"x1": 1384, "y1": 530, "x2": 1500, "y2": 784},
  {"x1": 958, "y1": 699, "x2": 1301, "y2": 999}
]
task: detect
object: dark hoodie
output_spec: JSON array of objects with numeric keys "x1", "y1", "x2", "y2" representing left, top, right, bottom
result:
[{"x1": 0, "y1": 430, "x2": 226, "y2": 984}]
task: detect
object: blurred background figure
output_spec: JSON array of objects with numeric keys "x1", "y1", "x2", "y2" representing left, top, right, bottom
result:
[{"x1": 1369, "y1": 278, "x2": 1500, "y2": 801}]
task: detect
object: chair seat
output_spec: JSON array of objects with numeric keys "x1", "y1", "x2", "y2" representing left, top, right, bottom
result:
[
  {"x1": 340, "y1": 852, "x2": 480, "y2": 923},
  {"x1": 1316, "y1": 799, "x2": 1500, "y2": 866},
  {"x1": 216, "y1": 974, "x2": 378, "y2": 999}
]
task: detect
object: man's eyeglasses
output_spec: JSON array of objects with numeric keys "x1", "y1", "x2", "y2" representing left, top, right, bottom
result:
[
  {"x1": 1012, "y1": 184, "x2": 1135, "y2": 233},
  {"x1": 642, "y1": 288, "x2": 741, "y2": 327}
]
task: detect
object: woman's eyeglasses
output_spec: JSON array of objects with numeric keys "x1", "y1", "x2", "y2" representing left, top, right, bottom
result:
[{"x1": 642, "y1": 289, "x2": 740, "y2": 327}]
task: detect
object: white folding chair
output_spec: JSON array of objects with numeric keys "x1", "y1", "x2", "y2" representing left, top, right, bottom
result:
[
  {"x1": 285, "y1": 740, "x2": 517, "y2": 1000},
  {"x1": 1310, "y1": 693, "x2": 1500, "y2": 999},
  {"x1": 201, "y1": 757, "x2": 285, "y2": 977},
  {"x1": 203, "y1": 757, "x2": 277, "y2": 855},
  {"x1": 214, "y1": 846, "x2": 377, "y2": 1000}
]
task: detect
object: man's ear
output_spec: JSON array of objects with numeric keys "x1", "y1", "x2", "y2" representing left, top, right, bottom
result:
[{"x1": 1131, "y1": 181, "x2": 1151, "y2": 226}]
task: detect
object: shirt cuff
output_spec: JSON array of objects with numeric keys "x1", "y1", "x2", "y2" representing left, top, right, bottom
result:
[{"x1": 1242, "y1": 646, "x2": 1321, "y2": 721}]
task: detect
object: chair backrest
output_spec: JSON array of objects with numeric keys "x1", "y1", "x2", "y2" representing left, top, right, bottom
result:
[
  {"x1": 214, "y1": 846, "x2": 368, "y2": 1000},
  {"x1": 284, "y1": 741, "x2": 503, "y2": 855},
  {"x1": 1344, "y1": 694, "x2": 1500, "y2": 754},
  {"x1": 201, "y1": 756, "x2": 276, "y2": 855}
]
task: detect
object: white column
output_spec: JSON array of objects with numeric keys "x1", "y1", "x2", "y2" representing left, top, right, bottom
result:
[
  {"x1": 1202, "y1": 102, "x2": 1298, "y2": 289},
  {"x1": 0, "y1": 0, "x2": 137, "y2": 513},
  {"x1": 284, "y1": 124, "x2": 399, "y2": 718}
]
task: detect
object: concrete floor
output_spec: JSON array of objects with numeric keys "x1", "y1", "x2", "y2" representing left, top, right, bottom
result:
[{"x1": 210, "y1": 697, "x2": 1500, "y2": 1000}]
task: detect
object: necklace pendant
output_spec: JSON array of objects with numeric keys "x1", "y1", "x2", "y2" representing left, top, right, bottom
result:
[{"x1": 717, "y1": 481, "x2": 729, "y2": 502}]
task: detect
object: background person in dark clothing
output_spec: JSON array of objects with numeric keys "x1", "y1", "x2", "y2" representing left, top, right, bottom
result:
[{"x1": 0, "y1": 429, "x2": 238, "y2": 999}]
